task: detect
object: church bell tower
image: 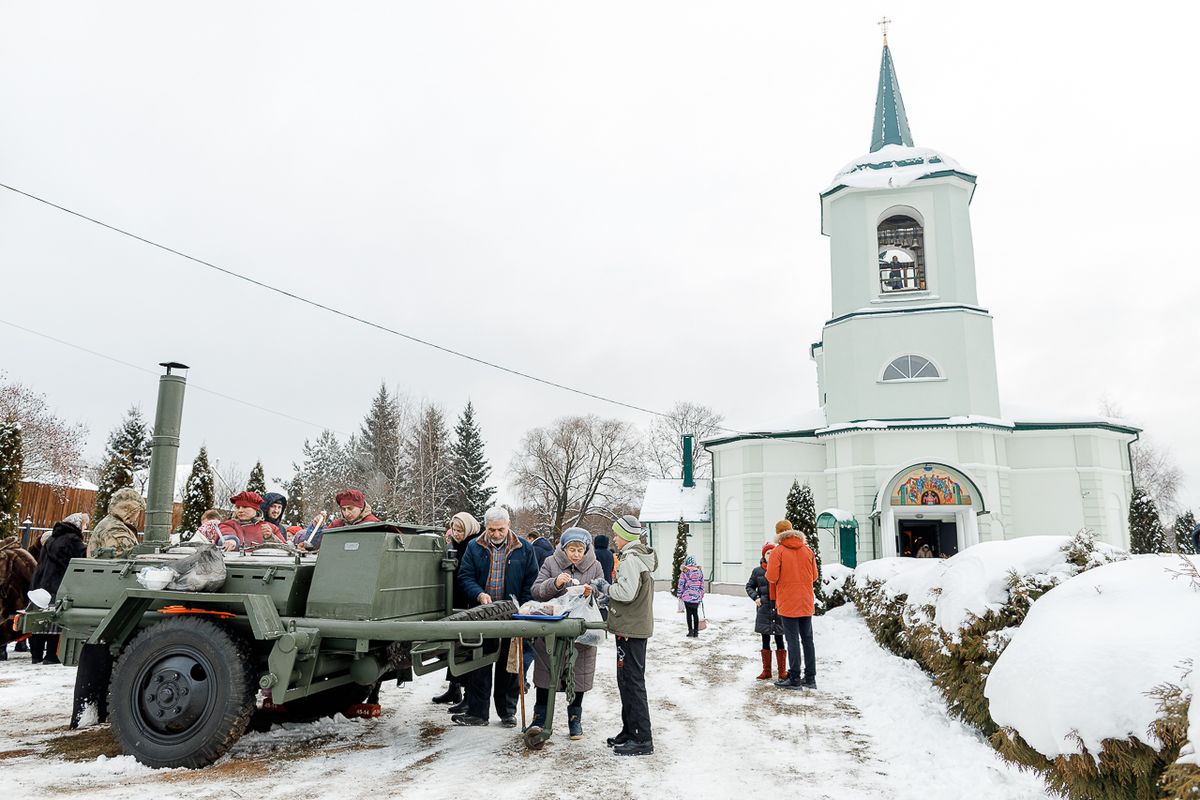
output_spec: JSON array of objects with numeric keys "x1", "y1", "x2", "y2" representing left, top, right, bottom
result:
[{"x1": 811, "y1": 25, "x2": 1001, "y2": 425}]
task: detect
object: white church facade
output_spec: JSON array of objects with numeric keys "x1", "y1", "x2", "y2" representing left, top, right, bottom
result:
[{"x1": 701, "y1": 37, "x2": 1138, "y2": 583}]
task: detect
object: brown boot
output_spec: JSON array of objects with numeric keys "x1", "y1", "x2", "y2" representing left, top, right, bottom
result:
[
  {"x1": 775, "y1": 649, "x2": 788, "y2": 679},
  {"x1": 756, "y1": 649, "x2": 772, "y2": 680}
]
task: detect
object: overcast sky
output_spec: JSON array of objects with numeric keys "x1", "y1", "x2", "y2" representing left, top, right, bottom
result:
[{"x1": 2, "y1": 2, "x2": 1197, "y2": 515}]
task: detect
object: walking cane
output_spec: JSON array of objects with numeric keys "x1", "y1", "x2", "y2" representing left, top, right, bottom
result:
[{"x1": 517, "y1": 637, "x2": 527, "y2": 730}]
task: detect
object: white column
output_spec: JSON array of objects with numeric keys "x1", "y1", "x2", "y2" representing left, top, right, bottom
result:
[
  {"x1": 959, "y1": 508, "x2": 980, "y2": 550},
  {"x1": 881, "y1": 506, "x2": 898, "y2": 557}
]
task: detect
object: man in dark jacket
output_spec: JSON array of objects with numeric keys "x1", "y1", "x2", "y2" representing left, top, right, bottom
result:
[
  {"x1": 29, "y1": 515, "x2": 88, "y2": 665},
  {"x1": 593, "y1": 534, "x2": 615, "y2": 583},
  {"x1": 453, "y1": 506, "x2": 538, "y2": 728},
  {"x1": 259, "y1": 492, "x2": 289, "y2": 540},
  {"x1": 526, "y1": 531, "x2": 554, "y2": 568}
]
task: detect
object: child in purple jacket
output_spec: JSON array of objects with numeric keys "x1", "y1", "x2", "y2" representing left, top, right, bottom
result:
[{"x1": 677, "y1": 555, "x2": 706, "y2": 637}]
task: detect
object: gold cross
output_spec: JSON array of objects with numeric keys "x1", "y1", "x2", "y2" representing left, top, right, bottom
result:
[{"x1": 878, "y1": 16, "x2": 892, "y2": 44}]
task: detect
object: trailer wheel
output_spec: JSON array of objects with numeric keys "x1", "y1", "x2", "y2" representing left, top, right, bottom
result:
[{"x1": 109, "y1": 616, "x2": 256, "y2": 769}]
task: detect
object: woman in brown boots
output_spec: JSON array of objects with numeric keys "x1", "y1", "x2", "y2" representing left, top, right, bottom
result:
[{"x1": 746, "y1": 540, "x2": 786, "y2": 680}]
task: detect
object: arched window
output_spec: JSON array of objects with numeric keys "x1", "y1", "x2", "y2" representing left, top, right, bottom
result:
[
  {"x1": 881, "y1": 355, "x2": 941, "y2": 381},
  {"x1": 878, "y1": 213, "x2": 926, "y2": 294}
]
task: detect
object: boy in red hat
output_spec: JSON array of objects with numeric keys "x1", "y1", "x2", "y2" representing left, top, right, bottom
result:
[
  {"x1": 218, "y1": 492, "x2": 283, "y2": 551},
  {"x1": 295, "y1": 489, "x2": 379, "y2": 551}
]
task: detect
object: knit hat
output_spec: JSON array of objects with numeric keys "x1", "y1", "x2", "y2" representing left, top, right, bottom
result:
[
  {"x1": 775, "y1": 519, "x2": 793, "y2": 534},
  {"x1": 287, "y1": 525, "x2": 303, "y2": 535},
  {"x1": 63, "y1": 512, "x2": 89, "y2": 531},
  {"x1": 560, "y1": 527, "x2": 591, "y2": 549},
  {"x1": 450, "y1": 511, "x2": 480, "y2": 538},
  {"x1": 683, "y1": 554, "x2": 698, "y2": 568},
  {"x1": 612, "y1": 514, "x2": 643, "y2": 542},
  {"x1": 231, "y1": 491, "x2": 264, "y2": 510},
  {"x1": 335, "y1": 489, "x2": 366, "y2": 509},
  {"x1": 761, "y1": 542, "x2": 776, "y2": 558}
]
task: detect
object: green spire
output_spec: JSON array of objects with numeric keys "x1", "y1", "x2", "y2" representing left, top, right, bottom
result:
[{"x1": 871, "y1": 40, "x2": 914, "y2": 152}]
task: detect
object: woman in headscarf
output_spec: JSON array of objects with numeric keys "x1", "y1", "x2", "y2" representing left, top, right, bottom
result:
[{"x1": 432, "y1": 511, "x2": 481, "y2": 709}]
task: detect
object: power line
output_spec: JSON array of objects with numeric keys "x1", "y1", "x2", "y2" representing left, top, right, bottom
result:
[
  {"x1": 0, "y1": 181, "x2": 683, "y2": 421},
  {"x1": 0, "y1": 317, "x2": 348, "y2": 435}
]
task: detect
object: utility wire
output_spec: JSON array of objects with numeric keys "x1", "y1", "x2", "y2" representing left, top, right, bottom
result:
[
  {"x1": 0, "y1": 318, "x2": 347, "y2": 435},
  {"x1": 0, "y1": 180, "x2": 767, "y2": 439}
]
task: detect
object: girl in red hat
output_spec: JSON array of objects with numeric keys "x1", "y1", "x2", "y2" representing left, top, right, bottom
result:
[{"x1": 745, "y1": 540, "x2": 786, "y2": 680}]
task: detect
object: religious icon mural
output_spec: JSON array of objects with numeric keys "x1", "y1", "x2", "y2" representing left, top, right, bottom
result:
[{"x1": 890, "y1": 464, "x2": 973, "y2": 506}]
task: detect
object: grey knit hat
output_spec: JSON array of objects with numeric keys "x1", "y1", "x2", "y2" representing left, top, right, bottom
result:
[
  {"x1": 559, "y1": 527, "x2": 591, "y2": 549},
  {"x1": 612, "y1": 514, "x2": 643, "y2": 542}
]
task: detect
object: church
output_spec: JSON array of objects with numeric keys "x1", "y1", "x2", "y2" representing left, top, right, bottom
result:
[{"x1": 700, "y1": 32, "x2": 1139, "y2": 583}]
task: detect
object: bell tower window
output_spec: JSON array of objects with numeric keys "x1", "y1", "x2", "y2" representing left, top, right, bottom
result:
[{"x1": 878, "y1": 213, "x2": 926, "y2": 294}]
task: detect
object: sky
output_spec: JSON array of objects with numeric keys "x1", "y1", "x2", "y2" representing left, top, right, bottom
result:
[{"x1": 1, "y1": 1, "x2": 1197, "y2": 514}]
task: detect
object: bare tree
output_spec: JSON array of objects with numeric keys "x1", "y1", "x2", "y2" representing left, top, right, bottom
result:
[
  {"x1": 511, "y1": 415, "x2": 646, "y2": 536},
  {"x1": 1100, "y1": 398, "x2": 1182, "y2": 516},
  {"x1": 0, "y1": 373, "x2": 88, "y2": 488},
  {"x1": 210, "y1": 458, "x2": 248, "y2": 505},
  {"x1": 647, "y1": 401, "x2": 724, "y2": 480}
]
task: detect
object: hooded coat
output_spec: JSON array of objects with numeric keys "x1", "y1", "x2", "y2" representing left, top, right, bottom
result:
[
  {"x1": 765, "y1": 530, "x2": 818, "y2": 618},
  {"x1": 259, "y1": 492, "x2": 289, "y2": 540},
  {"x1": 592, "y1": 534, "x2": 615, "y2": 583},
  {"x1": 745, "y1": 562, "x2": 784, "y2": 635},
  {"x1": 530, "y1": 542, "x2": 603, "y2": 692},
  {"x1": 87, "y1": 488, "x2": 144, "y2": 558},
  {"x1": 607, "y1": 541, "x2": 658, "y2": 638},
  {"x1": 30, "y1": 521, "x2": 87, "y2": 599},
  {"x1": 0, "y1": 538, "x2": 37, "y2": 645}
]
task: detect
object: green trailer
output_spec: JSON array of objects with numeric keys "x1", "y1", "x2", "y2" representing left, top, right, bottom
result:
[{"x1": 19, "y1": 365, "x2": 600, "y2": 768}]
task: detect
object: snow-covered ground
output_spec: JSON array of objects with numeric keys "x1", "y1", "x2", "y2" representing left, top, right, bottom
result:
[{"x1": 0, "y1": 593, "x2": 1052, "y2": 799}]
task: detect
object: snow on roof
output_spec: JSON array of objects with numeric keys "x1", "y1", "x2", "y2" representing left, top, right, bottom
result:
[
  {"x1": 825, "y1": 144, "x2": 971, "y2": 193},
  {"x1": 816, "y1": 508, "x2": 856, "y2": 525},
  {"x1": 638, "y1": 478, "x2": 712, "y2": 523},
  {"x1": 999, "y1": 402, "x2": 1140, "y2": 429},
  {"x1": 986, "y1": 554, "x2": 1200, "y2": 761}
]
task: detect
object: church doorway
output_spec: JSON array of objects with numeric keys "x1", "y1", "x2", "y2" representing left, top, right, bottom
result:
[{"x1": 896, "y1": 519, "x2": 959, "y2": 558}]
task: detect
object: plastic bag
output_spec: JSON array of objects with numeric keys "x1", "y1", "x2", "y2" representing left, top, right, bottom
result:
[
  {"x1": 136, "y1": 566, "x2": 176, "y2": 590},
  {"x1": 164, "y1": 545, "x2": 227, "y2": 592},
  {"x1": 559, "y1": 587, "x2": 604, "y2": 647}
]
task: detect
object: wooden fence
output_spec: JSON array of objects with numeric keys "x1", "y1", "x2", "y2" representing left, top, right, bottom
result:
[{"x1": 16, "y1": 481, "x2": 183, "y2": 531}]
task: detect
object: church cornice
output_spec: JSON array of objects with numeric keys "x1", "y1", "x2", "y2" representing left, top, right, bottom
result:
[
  {"x1": 823, "y1": 303, "x2": 991, "y2": 329},
  {"x1": 703, "y1": 418, "x2": 1140, "y2": 448}
]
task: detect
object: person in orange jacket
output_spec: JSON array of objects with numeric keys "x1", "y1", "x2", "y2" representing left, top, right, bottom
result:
[{"x1": 765, "y1": 519, "x2": 818, "y2": 690}]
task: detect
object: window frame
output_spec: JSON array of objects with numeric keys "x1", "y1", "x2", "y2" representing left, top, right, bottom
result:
[{"x1": 878, "y1": 354, "x2": 946, "y2": 384}]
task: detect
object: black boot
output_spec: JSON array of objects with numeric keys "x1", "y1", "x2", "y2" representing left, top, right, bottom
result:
[
  {"x1": 14, "y1": 639, "x2": 28, "y2": 652},
  {"x1": 529, "y1": 704, "x2": 546, "y2": 731},
  {"x1": 613, "y1": 738, "x2": 653, "y2": 756},
  {"x1": 431, "y1": 683, "x2": 462, "y2": 704},
  {"x1": 567, "y1": 706, "x2": 583, "y2": 740},
  {"x1": 606, "y1": 731, "x2": 631, "y2": 747},
  {"x1": 446, "y1": 698, "x2": 468, "y2": 714}
]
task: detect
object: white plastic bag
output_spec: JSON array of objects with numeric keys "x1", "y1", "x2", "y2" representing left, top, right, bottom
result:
[
  {"x1": 560, "y1": 587, "x2": 604, "y2": 647},
  {"x1": 136, "y1": 566, "x2": 176, "y2": 590}
]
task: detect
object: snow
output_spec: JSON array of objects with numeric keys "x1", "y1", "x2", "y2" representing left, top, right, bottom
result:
[
  {"x1": 826, "y1": 144, "x2": 970, "y2": 192},
  {"x1": 822, "y1": 562, "x2": 855, "y2": 596},
  {"x1": 638, "y1": 478, "x2": 712, "y2": 523},
  {"x1": 817, "y1": 507, "x2": 856, "y2": 524},
  {"x1": 0, "y1": 593, "x2": 1054, "y2": 798},
  {"x1": 985, "y1": 555, "x2": 1200, "y2": 761}
]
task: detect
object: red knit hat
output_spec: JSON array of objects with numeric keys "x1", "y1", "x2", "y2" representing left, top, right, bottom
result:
[
  {"x1": 230, "y1": 491, "x2": 263, "y2": 509},
  {"x1": 335, "y1": 489, "x2": 366, "y2": 509},
  {"x1": 761, "y1": 542, "x2": 776, "y2": 558}
]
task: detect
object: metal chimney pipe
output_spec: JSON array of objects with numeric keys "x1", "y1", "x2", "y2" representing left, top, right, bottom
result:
[
  {"x1": 682, "y1": 434, "x2": 695, "y2": 488},
  {"x1": 144, "y1": 362, "x2": 188, "y2": 545}
]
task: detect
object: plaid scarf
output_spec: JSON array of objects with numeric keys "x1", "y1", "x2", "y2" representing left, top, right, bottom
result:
[{"x1": 484, "y1": 533, "x2": 517, "y2": 600}]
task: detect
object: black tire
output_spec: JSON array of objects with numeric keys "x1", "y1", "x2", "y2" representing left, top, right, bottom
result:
[
  {"x1": 442, "y1": 600, "x2": 517, "y2": 622},
  {"x1": 109, "y1": 616, "x2": 257, "y2": 769}
]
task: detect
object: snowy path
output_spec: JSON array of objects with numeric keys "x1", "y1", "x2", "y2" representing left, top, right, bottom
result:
[{"x1": 0, "y1": 594, "x2": 1051, "y2": 798}]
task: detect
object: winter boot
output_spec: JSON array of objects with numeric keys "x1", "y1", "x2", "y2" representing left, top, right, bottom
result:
[
  {"x1": 567, "y1": 705, "x2": 583, "y2": 740},
  {"x1": 755, "y1": 649, "x2": 772, "y2": 680},
  {"x1": 14, "y1": 638, "x2": 28, "y2": 652},
  {"x1": 775, "y1": 649, "x2": 788, "y2": 679},
  {"x1": 431, "y1": 683, "x2": 462, "y2": 704},
  {"x1": 529, "y1": 704, "x2": 547, "y2": 731}
]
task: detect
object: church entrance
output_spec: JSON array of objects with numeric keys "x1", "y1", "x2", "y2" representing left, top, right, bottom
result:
[{"x1": 896, "y1": 519, "x2": 958, "y2": 558}]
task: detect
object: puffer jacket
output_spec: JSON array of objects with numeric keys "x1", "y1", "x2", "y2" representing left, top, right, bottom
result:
[
  {"x1": 766, "y1": 530, "x2": 818, "y2": 617},
  {"x1": 30, "y1": 521, "x2": 87, "y2": 599},
  {"x1": 530, "y1": 543, "x2": 603, "y2": 692},
  {"x1": 676, "y1": 565, "x2": 705, "y2": 603},
  {"x1": 745, "y1": 563, "x2": 784, "y2": 635}
]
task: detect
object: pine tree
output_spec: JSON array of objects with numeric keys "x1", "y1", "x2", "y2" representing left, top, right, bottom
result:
[
  {"x1": 1174, "y1": 510, "x2": 1197, "y2": 555},
  {"x1": 299, "y1": 431, "x2": 351, "y2": 517},
  {"x1": 180, "y1": 446, "x2": 215, "y2": 532},
  {"x1": 93, "y1": 406, "x2": 151, "y2": 521},
  {"x1": 0, "y1": 419, "x2": 23, "y2": 539},
  {"x1": 785, "y1": 479, "x2": 829, "y2": 614},
  {"x1": 246, "y1": 461, "x2": 267, "y2": 496},
  {"x1": 450, "y1": 401, "x2": 495, "y2": 519},
  {"x1": 670, "y1": 519, "x2": 689, "y2": 597},
  {"x1": 1128, "y1": 486, "x2": 1168, "y2": 554},
  {"x1": 402, "y1": 404, "x2": 455, "y2": 525},
  {"x1": 357, "y1": 383, "x2": 401, "y2": 480},
  {"x1": 283, "y1": 474, "x2": 307, "y2": 525}
]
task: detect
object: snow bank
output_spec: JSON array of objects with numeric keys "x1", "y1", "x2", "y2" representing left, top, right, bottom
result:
[
  {"x1": 853, "y1": 556, "x2": 933, "y2": 588},
  {"x1": 986, "y1": 555, "x2": 1200, "y2": 760},
  {"x1": 822, "y1": 562, "x2": 855, "y2": 596}
]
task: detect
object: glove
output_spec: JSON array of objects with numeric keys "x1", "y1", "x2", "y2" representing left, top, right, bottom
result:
[{"x1": 590, "y1": 577, "x2": 611, "y2": 596}]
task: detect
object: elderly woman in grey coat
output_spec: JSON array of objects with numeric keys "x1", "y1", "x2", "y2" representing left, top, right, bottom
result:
[{"x1": 529, "y1": 527, "x2": 602, "y2": 740}]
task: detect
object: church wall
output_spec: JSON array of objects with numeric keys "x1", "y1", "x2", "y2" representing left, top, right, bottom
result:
[{"x1": 820, "y1": 309, "x2": 1000, "y2": 423}]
